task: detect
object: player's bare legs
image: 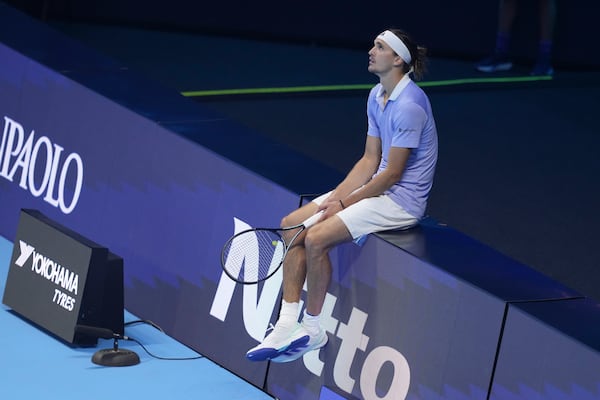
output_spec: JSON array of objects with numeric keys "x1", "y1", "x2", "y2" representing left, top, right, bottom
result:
[
  {"x1": 280, "y1": 202, "x2": 320, "y2": 304},
  {"x1": 303, "y1": 215, "x2": 352, "y2": 315},
  {"x1": 245, "y1": 203, "x2": 341, "y2": 362}
]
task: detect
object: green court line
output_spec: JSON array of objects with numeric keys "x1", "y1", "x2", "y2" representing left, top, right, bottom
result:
[{"x1": 181, "y1": 75, "x2": 553, "y2": 98}]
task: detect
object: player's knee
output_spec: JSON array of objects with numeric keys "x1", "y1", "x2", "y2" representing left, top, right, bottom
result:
[
  {"x1": 304, "y1": 229, "x2": 327, "y2": 255},
  {"x1": 280, "y1": 214, "x2": 292, "y2": 229}
]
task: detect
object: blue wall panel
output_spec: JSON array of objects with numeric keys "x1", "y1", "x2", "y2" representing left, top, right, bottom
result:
[
  {"x1": 0, "y1": 37, "x2": 300, "y2": 387},
  {"x1": 266, "y1": 235, "x2": 506, "y2": 399},
  {"x1": 491, "y1": 299, "x2": 600, "y2": 400}
]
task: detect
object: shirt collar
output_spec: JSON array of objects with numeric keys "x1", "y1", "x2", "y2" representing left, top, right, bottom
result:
[{"x1": 376, "y1": 74, "x2": 412, "y2": 105}]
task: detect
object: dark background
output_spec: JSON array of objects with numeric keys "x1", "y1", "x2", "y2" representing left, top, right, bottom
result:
[
  {"x1": 4, "y1": 0, "x2": 599, "y2": 68},
  {"x1": 3, "y1": 0, "x2": 599, "y2": 302}
]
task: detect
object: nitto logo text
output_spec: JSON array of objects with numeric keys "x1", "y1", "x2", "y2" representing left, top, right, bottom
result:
[{"x1": 210, "y1": 217, "x2": 410, "y2": 400}]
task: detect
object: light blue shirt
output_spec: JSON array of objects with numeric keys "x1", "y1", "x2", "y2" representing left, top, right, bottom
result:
[{"x1": 366, "y1": 75, "x2": 438, "y2": 219}]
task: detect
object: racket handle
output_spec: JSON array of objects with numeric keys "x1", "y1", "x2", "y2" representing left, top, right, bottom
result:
[{"x1": 302, "y1": 210, "x2": 324, "y2": 228}]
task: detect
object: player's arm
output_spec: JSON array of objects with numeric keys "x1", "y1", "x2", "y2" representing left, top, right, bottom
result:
[
  {"x1": 341, "y1": 145, "x2": 410, "y2": 208},
  {"x1": 322, "y1": 135, "x2": 382, "y2": 207}
]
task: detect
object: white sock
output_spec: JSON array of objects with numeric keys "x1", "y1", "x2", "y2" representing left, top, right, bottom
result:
[
  {"x1": 301, "y1": 309, "x2": 321, "y2": 335},
  {"x1": 277, "y1": 300, "x2": 299, "y2": 326}
]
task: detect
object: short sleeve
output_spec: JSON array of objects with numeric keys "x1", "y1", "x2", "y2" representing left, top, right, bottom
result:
[
  {"x1": 390, "y1": 102, "x2": 426, "y2": 148},
  {"x1": 366, "y1": 86, "x2": 380, "y2": 138}
]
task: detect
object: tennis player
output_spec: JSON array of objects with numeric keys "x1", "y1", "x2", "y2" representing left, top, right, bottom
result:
[{"x1": 247, "y1": 28, "x2": 439, "y2": 363}]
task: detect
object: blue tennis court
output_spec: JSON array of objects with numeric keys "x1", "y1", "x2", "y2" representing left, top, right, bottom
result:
[{"x1": 0, "y1": 236, "x2": 274, "y2": 400}]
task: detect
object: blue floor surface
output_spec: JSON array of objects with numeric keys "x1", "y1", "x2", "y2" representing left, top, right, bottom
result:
[{"x1": 0, "y1": 236, "x2": 273, "y2": 400}]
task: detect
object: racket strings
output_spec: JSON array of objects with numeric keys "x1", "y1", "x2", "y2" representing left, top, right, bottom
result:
[{"x1": 222, "y1": 229, "x2": 285, "y2": 283}]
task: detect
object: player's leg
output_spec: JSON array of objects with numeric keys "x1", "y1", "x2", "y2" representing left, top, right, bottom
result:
[
  {"x1": 271, "y1": 214, "x2": 354, "y2": 363},
  {"x1": 246, "y1": 200, "x2": 322, "y2": 362},
  {"x1": 476, "y1": 0, "x2": 517, "y2": 72},
  {"x1": 531, "y1": 0, "x2": 556, "y2": 75},
  {"x1": 304, "y1": 215, "x2": 352, "y2": 315},
  {"x1": 264, "y1": 216, "x2": 351, "y2": 362},
  {"x1": 280, "y1": 201, "x2": 320, "y2": 304}
]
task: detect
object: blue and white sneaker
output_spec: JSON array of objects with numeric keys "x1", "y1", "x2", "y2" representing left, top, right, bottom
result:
[
  {"x1": 270, "y1": 323, "x2": 328, "y2": 363},
  {"x1": 246, "y1": 322, "x2": 310, "y2": 362},
  {"x1": 476, "y1": 52, "x2": 513, "y2": 73}
]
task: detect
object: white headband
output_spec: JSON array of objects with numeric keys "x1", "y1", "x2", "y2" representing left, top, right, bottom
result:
[{"x1": 378, "y1": 30, "x2": 412, "y2": 64}]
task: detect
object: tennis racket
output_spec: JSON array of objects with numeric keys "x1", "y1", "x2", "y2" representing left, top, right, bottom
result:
[{"x1": 221, "y1": 211, "x2": 324, "y2": 284}]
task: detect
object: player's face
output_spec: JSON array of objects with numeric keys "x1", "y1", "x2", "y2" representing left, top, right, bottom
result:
[{"x1": 368, "y1": 38, "x2": 400, "y2": 75}]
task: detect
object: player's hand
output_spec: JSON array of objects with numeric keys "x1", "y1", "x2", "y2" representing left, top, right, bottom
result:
[{"x1": 318, "y1": 198, "x2": 345, "y2": 221}]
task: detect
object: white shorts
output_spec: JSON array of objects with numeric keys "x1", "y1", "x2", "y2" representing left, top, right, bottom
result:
[{"x1": 313, "y1": 191, "x2": 419, "y2": 240}]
